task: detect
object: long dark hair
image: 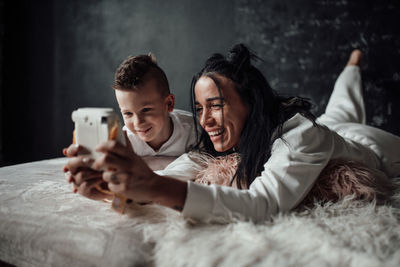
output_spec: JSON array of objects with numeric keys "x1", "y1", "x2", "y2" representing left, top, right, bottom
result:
[{"x1": 190, "y1": 44, "x2": 316, "y2": 188}]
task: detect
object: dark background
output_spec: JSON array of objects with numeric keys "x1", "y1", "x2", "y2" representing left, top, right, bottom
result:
[{"x1": 1, "y1": 0, "x2": 399, "y2": 166}]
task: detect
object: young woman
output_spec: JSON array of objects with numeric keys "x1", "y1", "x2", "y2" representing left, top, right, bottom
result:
[{"x1": 64, "y1": 45, "x2": 400, "y2": 223}]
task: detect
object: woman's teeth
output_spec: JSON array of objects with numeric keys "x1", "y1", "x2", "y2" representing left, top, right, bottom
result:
[{"x1": 209, "y1": 129, "x2": 223, "y2": 137}]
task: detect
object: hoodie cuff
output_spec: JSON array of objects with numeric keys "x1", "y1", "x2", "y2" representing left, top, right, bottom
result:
[{"x1": 182, "y1": 181, "x2": 215, "y2": 221}]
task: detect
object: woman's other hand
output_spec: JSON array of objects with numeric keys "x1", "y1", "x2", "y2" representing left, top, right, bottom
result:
[
  {"x1": 92, "y1": 140, "x2": 187, "y2": 211},
  {"x1": 63, "y1": 144, "x2": 111, "y2": 201},
  {"x1": 92, "y1": 140, "x2": 158, "y2": 204},
  {"x1": 62, "y1": 144, "x2": 90, "y2": 158}
]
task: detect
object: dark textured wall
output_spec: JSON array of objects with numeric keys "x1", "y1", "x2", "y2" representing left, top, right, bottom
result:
[
  {"x1": 1, "y1": 0, "x2": 399, "y2": 166},
  {"x1": 1, "y1": 0, "x2": 235, "y2": 165},
  {"x1": 52, "y1": 0, "x2": 235, "y2": 155},
  {"x1": 236, "y1": 0, "x2": 400, "y2": 130},
  {"x1": 2, "y1": 0, "x2": 55, "y2": 165}
]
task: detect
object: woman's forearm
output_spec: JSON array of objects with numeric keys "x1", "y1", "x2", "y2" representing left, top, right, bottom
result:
[
  {"x1": 151, "y1": 174, "x2": 188, "y2": 211},
  {"x1": 142, "y1": 156, "x2": 178, "y2": 171}
]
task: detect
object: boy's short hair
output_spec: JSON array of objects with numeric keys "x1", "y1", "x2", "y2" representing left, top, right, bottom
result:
[{"x1": 113, "y1": 54, "x2": 170, "y2": 97}]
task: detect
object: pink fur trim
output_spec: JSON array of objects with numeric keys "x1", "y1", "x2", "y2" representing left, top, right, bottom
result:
[
  {"x1": 192, "y1": 153, "x2": 243, "y2": 188},
  {"x1": 300, "y1": 159, "x2": 395, "y2": 207},
  {"x1": 192, "y1": 152, "x2": 395, "y2": 206}
]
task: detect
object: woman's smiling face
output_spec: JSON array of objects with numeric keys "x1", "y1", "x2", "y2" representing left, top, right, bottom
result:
[{"x1": 194, "y1": 74, "x2": 249, "y2": 152}]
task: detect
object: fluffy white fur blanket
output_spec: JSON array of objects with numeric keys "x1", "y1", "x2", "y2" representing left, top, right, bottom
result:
[
  {"x1": 1, "y1": 158, "x2": 399, "y2": 267},
  {"x1": 127, "y1": 193, "x2": 400, "y2": 267}
]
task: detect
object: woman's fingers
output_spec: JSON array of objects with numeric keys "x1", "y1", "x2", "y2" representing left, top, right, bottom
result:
[
  {"x1": 62, "y1": 144, "x2": 78, "y2": 157},
  {"x1": 103, "y1": 171, "x2": 128, "y2": 195},
  {"x1": 65, "y1": 170, "x2": 75, "y2": 183},
  {"x1": 92, "y1": 149, "x2": 134, "y2": 171},
  {"x1": 103, "y1": 170, "x2": 119, "y2": 184},
  {"x1": 65, "y1": 156, "x2": 95, "y2": 175},
  {"x1": 96, "y1": 140, "x2": 136, "y2": 160},
  {"x1": 63, "y1": 144, "x2": 83, "y2": 157},
  {"x1": 107, "y1": 182, "x2": 126, "y2": 195},
  {"x1": 103, "y1": 170, "x2": 130, "y2": 184},
  {"x1": 96, "y1": 140, "x2": 124, "y2": 155},
  {"x1": 73, "y1": 169, "x2": 103, "y2": 186},
  {"x1": 123, "y1": 130, "x2": 134, "y2": 153},
  {"x1": 102, "y1": 169, "x2": 155, "y2": 203},
  {"x1": 78, "y1": 179, "x2": 112, "y2": 201},
  {"x1": 103, "y1": 171, "x2": 134, "y2": 196}
]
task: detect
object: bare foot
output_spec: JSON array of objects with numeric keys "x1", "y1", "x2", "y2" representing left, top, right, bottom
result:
[{"x1": 346, "y1": 49, "x2": 363, "y2": 67}]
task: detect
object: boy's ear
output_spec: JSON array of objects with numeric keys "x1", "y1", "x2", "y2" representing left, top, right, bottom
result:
[{"x1": 165, "y1": 94, "x2": 175, "y2": 112}]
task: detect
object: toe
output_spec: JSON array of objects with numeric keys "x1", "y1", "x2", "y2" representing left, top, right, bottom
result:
[{"x1": 346, "y1": 49, "x2": 363, "y2": 67}]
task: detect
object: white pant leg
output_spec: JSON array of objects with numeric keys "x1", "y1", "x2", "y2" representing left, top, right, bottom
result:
[
  {"x1": 317, "y1": 66, "x2": 366, "y2": 126},
  {"x1": 330, "y1": 122, "x2": 400, "y2": 178}
]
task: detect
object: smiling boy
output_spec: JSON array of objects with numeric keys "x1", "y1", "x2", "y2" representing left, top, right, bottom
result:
[{"x1": 113, "y1": 54, "x2": 196, "y2": 168}]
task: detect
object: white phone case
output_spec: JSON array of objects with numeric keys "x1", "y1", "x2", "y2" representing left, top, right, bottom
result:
[{"x1": 71, "y1": 107, "x2": 126, "y2": 159}]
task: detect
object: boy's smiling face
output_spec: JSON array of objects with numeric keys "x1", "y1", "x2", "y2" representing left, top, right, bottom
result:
[{"x1": 115, "y1": 78, "x2": 174, "y2": 151}]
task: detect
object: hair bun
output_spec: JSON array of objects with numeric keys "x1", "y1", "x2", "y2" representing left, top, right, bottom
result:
[
  {"x1": 147, "y1": 52, "x2": 157, "y2": 64},
  {"x1": 227, "y1": 43, "x2": 252, "y2": 72},
  {"x1": 204, "y1": 53, "x2": 225, "y2": 67}
]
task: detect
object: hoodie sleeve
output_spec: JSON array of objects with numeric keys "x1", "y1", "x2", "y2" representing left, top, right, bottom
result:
[{"x1": 181, "y1": 114, "x2": 335, "y2": 223}]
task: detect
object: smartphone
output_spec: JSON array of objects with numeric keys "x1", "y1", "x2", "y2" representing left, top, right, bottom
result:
[
  {"x1": 71, "y1": 107, "x2": 129, "y2": 214},
  {"x1": 71, "y1": 107, "x2": 126, "y2": 159}
]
